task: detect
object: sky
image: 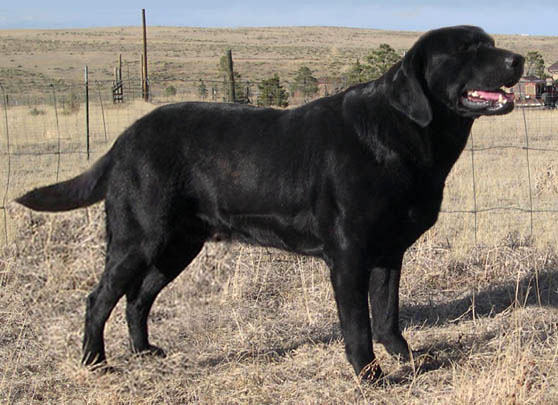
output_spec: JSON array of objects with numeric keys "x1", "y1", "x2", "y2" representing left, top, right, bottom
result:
[{"x1": 0, "y1": 1, "x2": 557, "y2": 36}]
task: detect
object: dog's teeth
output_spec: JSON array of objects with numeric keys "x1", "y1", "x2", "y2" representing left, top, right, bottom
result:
[
  {"x1": 498, "y1": 94, "x2": 504, "y2": 103},
  {"x1": 471, "y1": 91, "x2": 480, "y2": 98}
]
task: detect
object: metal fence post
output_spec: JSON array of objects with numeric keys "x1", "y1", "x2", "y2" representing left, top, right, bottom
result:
[
  {"x1": 522, "y1": 108, "x2": 534, "y2": 237},
  {"x1": 470, "y1": 130, "x2": 478, "y2": 245},
  {"x1": 0, "y1": 83, "x2": 10, "y2": 244},
  {"x1": 85, "y1": 66, "x2": 90, "y2": 160},
  {"x1": 50, "y1": 84, "x2": 61, "y2": 182},
  {"x1": 96, "y1": 81, "x2": 108, "y2": 143}
]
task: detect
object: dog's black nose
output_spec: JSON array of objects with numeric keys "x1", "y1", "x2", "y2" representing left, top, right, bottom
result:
[{"x1": 506, "y1": 53, "x2": 524, "y2": 70}]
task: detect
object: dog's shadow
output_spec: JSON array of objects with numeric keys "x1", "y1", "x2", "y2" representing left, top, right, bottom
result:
[
  {"x1": 194, "y1": 268, "x2": 558, "y2": 380},
  {"x1": 391, "y1": 267, "x2": 558, "y2": 381},
  {"x1": 401, "y1": 267, "x2": 558, "y2": 328}
]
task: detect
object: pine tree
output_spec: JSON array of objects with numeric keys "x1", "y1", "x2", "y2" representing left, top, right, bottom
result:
[
  {"x1": 345, "y1": 44, "x2": 402, "y2": 85},
  {"x1": 525, "y1": 51, "x2": 546, "y2": 78},
  {"x1": 257, "y1": 74, "x2": 289, "y2": 107},
  {"x1": 364, "y1": 43, "x2": 401, "y2": 79},
  {"x1": 290, "y1": 66, "x2": 319, "y2": 102},
  {"x1": 345, "y1": 59, "x2": 366, "y2": 86}
]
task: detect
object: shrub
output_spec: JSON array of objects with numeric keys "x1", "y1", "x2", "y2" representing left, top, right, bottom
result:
[{"x1": 29, "y1": 108, "x2": 47, "y2": 116}]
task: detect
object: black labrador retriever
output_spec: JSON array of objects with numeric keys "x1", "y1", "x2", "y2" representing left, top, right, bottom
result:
[{"x1": 17, "y1": 26, "x2": 524, "y2": 380}]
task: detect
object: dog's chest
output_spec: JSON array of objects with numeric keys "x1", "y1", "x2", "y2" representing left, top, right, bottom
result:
[{"x1": 404, "y1": 180, "x2": 444, "y2": 235}]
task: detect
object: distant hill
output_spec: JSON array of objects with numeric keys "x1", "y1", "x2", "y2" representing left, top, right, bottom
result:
[{"x1": 1, "y1": 26, "x2": 556, "y2": 90}]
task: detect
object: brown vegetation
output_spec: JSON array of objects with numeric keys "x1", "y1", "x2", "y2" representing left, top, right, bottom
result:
[
  {"x1": 1, "y1": 26, "x2": 558, "y2": 90},
  {"x1": 1, "y1": 203, "x2": 557, "y2": 403}
]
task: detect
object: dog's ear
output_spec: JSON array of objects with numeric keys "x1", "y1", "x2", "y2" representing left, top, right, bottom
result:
[{"x1": 388, "y1": 50, "x2": 433, "y2": 128}]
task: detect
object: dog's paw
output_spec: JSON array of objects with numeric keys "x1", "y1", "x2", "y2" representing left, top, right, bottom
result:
[
  {"x1": 358, "y1": 360, "x2": 385, "y2": 384},
  {"x1": 132, "y1": 344, "x2": 167, "y2": 358},
  {"x1": 83, "y1": 360, "x2": 117, "y2": 374},
  {"x1": 381, "y1": 335, "x2": 411, "y2": 362}
]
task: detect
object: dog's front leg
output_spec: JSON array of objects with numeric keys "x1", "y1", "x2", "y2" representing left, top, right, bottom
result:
[
  {"x1": 329, "y1": 255, "x2": 383, "y2": 381},
  {"x1": 369, "y1": 252, "x2": 411, "y2": 361}
]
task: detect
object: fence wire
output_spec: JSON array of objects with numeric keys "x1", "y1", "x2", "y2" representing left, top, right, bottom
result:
[{"x1": 0, "y1": 78, "x2": 557, "y2": 247}]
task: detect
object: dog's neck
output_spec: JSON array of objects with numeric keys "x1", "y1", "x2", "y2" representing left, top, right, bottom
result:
[
  {"x1": 342, "y1": 82, "x2": 476, "y2": 183},
  {"x1": 426, "y1": 112, "x2": 475, "y2": 176}
]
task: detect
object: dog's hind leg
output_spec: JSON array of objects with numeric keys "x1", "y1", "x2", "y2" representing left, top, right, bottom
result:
[
  {"x1": 82, "y1": 243, "x2": 156, "y2": 367},
  {"x1": 125, "y1": 236, "x2": 205, "y2": 356}
]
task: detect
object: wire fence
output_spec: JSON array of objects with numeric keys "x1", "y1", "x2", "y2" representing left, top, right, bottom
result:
[{"x1": 0, "y1": 78, "x2": 557, "y2": 248}]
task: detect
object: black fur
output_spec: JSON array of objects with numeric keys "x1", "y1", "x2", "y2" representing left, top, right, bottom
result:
[{"x1": 17, "y1": 26, "x2": 523, "y2": 380}]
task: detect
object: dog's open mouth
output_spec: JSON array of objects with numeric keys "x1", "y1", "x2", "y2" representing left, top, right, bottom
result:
[{"x1": 460, "y1": 87, "x2": 515, "y2": 113}]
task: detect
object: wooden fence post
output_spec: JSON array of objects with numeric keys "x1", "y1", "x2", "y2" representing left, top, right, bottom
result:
[{"x1": 226, "y1": 50, "x2": 236, "y2": 103}]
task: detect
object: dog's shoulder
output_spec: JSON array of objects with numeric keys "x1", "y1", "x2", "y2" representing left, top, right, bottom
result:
[{"x1": 340, "y1": 77, "x2": 433, "y2": 168}]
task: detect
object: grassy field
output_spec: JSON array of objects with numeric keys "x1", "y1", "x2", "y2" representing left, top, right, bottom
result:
[
  {"x1": 1, "y1": 26, "x2": 558, "y2": 91},
  {"x1": 1, "y1": 25, "x2": 558, "y2": 404},
  {"x1": 1, "y1": 204, "x2": 557, "y2": 403}
]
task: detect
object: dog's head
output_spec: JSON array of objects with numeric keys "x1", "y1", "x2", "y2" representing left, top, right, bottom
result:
[{"x1": 390, "y1": 26, "x2": 524, "y2": 127}]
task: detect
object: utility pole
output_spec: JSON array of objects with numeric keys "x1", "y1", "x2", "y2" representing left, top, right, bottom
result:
[{"x1": 142, "y1": 9, "x2": 149, "y2": 101}]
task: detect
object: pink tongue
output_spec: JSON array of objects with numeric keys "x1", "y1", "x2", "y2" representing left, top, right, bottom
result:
[{"x1": 477, "y1": 90, "x2": 514, "y2": 102}]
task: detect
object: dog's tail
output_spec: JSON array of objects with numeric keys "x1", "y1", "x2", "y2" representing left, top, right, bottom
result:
[{"x1": 16, "y1": 152, "x2": 113, "y2": 212}]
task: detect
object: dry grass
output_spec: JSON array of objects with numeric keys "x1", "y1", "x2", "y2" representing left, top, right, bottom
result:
[
  {"x1": 1, "y1": 26, "x2": 558, "y2": 90},
  {"x1": 432, "y1": 108, "x2": 558, "y2": 252},
  {"x1": 1, "y1": 203, "x2": 557, "y2": 404}
]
